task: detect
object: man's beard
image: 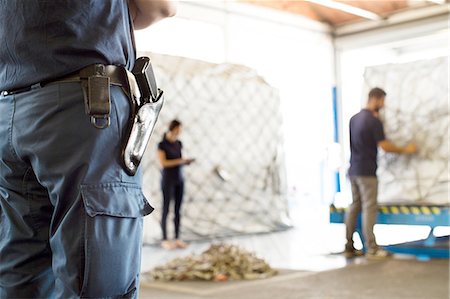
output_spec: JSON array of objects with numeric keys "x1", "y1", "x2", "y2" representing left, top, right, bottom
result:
[{"x1": 374, "y1": 106, "x2": 383, "y2": 112}]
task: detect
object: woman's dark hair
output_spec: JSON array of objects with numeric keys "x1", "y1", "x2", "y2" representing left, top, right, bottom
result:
[{"x1": 169, "y1": 119, "x2": 181, "y2": 131}]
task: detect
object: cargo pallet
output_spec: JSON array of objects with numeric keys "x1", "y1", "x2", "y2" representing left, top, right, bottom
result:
[{"x1": 330, "y1": 204, "x2": 450, "y2": 259}]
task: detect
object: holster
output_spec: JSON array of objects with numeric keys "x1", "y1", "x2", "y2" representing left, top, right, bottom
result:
[
  {"x1": 121, "y1": 57, "x2": 164, "y2": 176},
  {"x1": 77, "y1": 58, "x2": 164, "y2": 176}
]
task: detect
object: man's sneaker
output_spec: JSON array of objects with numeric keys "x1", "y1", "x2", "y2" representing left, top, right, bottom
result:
[
  {"x1": 365, "y1": 248, "x2": 392, "y2": 260},
  {"x1": 343, "y1": 248, "x2": 364, "y2": 258}
]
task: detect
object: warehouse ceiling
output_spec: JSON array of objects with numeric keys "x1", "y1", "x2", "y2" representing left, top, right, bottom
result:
[{"x1": 241, "y1": 0, "x2": 449, "y2": 27}]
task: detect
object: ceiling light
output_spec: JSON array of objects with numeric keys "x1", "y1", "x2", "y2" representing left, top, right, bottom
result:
[{"x1": 305, "y1": 0, "x2": 382, "y2": 21}]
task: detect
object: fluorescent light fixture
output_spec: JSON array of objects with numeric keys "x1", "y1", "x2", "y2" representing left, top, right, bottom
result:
[{"x1": 305, "y1": 0, "x2": 382, "y2": 21}]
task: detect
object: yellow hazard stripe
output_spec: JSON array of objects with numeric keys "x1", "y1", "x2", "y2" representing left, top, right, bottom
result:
[
  {"x1": 330, "y1": 206, "x2": 346, "y2": 213},
  {"x1": 421, "y1": 207, "x2": 431, "y2": 214},
  {"x1": 431, "y1": 207, "x2": 441, "y2": 214},
  {"x1": 390, "y1": 206, "x2": 400, "y2": 214},
  {"x1": 411, "y1": 207, "x2": 421, "y2": 215},
  {"x1": 331, "y1": 205, "x2": 447, "y2": 215},
  {"x1": 400, "y1": 206, "x2": 410, "y2": 214},
  {"x1": 380, "y1": 206, "x2": 389, "y2": 214},
  {"x1": 383, "y1": 206, "x2": 444, "y2": 215}
]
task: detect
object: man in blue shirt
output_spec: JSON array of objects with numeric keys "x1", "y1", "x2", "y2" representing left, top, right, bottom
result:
[
  {"x1": 345, "y1": 87, "x2": 417, "y2": 259},
  {"x1": 0, "y1": 1, "x2": 176, "y2": 298}
]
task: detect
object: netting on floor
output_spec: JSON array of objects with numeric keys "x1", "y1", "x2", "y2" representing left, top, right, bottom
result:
[
  {"x1": 139, "y1": 53, "x2": 291, "y2": 243},
  {"x1": 364, "y1": 56, "x2": 449, "y2": 205}
]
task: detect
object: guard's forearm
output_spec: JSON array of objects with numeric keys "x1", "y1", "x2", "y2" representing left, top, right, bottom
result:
[{"x1": 129, "y1": 0, "x2": 177, "y2": 30}]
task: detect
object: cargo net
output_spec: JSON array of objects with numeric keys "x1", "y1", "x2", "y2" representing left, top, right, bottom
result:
[
  {"x1": 364, "y1": 56, "x2": 449, "y2": 205},
  {"x1": 139, "y1": 53, "x2": 291, "y2": 243},
  {"x1": 146, "y1": 244, "x2": 278, "y2": 281}
]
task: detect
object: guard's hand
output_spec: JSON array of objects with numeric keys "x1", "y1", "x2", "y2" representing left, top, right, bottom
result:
[{"x1": 403, "y1": 143, "x2": 417, "y2": 154}]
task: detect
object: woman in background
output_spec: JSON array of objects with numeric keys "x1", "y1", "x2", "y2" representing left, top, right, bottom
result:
[{"x1": 157, "y1": 120, "x2": 194, "y2": 250}]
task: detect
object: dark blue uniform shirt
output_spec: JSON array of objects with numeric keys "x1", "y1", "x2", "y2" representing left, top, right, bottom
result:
[
  {"x1": 158, "y1": 136, "x2": 184, "y2": 183},
  {"x1": 0, "y1": 0, "x2": 135, "y2": 91},
  {"x1": 349, "y1": 109, "x2": 386, "y2": 177}
]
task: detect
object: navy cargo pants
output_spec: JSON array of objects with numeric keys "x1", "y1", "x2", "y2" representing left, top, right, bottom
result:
[{"x1": 0, "y1": 82, "x2": 153, "y2": 298}]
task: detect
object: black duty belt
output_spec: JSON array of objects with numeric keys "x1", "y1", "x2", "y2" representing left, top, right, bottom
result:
[
  {"x1": 2, "y1": 64, "x2": 137, "y2": 129},
  {"x1": 1, "y1": 58, "x2": 164, "y2": 177},
  {"x1": 1, "y1": 64, "x2": 130, "y2": 96}
]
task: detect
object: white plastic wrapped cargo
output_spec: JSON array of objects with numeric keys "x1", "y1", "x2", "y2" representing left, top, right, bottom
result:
[
  {"x1": 363, "y1": 56, "x2": 449, "y2": 205},
  {"x1": 139, "y1": 53, "x2": 291, "y2": 243}
]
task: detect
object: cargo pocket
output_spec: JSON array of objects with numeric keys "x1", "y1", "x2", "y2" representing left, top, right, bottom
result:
[{"x1": 79, "y1": 183, "x2": 153, "y2": 299}]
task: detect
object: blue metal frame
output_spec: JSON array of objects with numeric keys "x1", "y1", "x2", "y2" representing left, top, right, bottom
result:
[
  {"x1": 330, "y1": 205, "x2": 450, "y2": 259},
  {"x1": 331, "y1": 86, "x2": 341, "y2": 193}
]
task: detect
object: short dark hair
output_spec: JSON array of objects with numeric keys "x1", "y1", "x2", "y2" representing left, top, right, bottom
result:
[
  {"x1": 368, "y1": 87, "x2": 386, "y2": 100},
  {"x1": 169, "y1": 119, "x2": 181, "y2": 131}
]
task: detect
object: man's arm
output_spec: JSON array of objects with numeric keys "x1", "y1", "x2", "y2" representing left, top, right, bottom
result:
[
  {"x1": 128, "y1": 0, "x2": 177, "y2": 30},
  {"x1": 379, "y1": 140, "x2": 417, "y2": 154}
]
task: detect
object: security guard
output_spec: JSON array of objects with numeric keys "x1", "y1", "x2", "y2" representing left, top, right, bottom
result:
[{"x1": 0, "y1": 1, "x2": 176, "y2": 298}]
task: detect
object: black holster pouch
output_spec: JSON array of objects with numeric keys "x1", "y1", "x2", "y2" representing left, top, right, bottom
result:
[
  {"x1": 121, "y1": 57, "x2": 164, "y2": 176},
  {"x1": 81, "y1": 64, "x2": 112, "y2": 129}
]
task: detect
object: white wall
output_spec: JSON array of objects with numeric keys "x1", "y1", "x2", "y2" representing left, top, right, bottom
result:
[{"x1": 134, "y1": 1, "x2": 335, "y2": 202}]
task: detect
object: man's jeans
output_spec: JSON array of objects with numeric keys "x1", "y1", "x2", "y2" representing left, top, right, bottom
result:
[
  {"x1": 345, "y1": 176, "x2": 378, "y2": 252},
  {"x1": 0, "y1": 82, "x2": 153, "y2": 298}
]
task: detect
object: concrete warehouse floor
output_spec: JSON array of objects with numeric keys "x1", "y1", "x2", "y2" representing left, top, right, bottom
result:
[
  {"x1": 138, "y1": 197, "x2": 450, "y2": 299},
  {"x1": 139, "y1": 258, "x2": 449, "y2": 299}
]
